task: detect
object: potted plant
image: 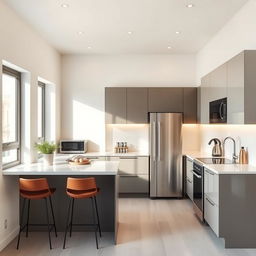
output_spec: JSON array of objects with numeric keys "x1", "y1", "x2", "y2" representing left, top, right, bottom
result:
[{"x1": 35, "y1": 141, "x2": 57, "y2": 166}]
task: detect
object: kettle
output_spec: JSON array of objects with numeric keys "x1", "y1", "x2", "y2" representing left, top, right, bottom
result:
[{"x1": 208, "y1": 138, "x2": 223, "y2": 157}]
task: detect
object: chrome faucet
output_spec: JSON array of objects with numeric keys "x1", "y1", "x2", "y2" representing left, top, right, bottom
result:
[{"x1": 223, "y1": 137, "x2": 238, "y2": 163}]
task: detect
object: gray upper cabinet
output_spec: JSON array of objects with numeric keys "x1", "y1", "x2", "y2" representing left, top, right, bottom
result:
[
  {"x1": 127, "y1": 88, "x2": 148, "y2": 124},
  {"x1": 183, "y1": 88, "x2": 197, "y2": 124},
  {"x1": 209, "y1": 63, "x2": 227, "y2": 102},
  {"x1": 105, "y1": 88, "x2": 126, "y2": 124},
  {"x1": 199, "y1": 50, "x2": 256, "y2": 124},
  {"x1": 148, "y1": 88, "x2": 183, "y2": 113},
  {"x1": 227, "y1": 51, "x2": 244, "y2": 124}
]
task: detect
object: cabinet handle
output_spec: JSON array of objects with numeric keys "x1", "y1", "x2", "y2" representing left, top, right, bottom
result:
[
  {"x1": 87, "y1": 157, "x2": 99, "y2": 159},
  {"x1": 120, "y1": 157, "x2": 138, "y2": 159},
  {"x1": 120, "y1": 175, "x2": 138, "y2": 178},
  {"x1": 206, "y1": 197, "x2": 215, "y2": 206},
  {"x1": 187, "y1": 178, "x2": 192, "y2": 183}
]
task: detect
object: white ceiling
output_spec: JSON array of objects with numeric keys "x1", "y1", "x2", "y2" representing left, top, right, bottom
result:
[{"x1": 5, "y1": 0, "x2": 248, "y2": 54}]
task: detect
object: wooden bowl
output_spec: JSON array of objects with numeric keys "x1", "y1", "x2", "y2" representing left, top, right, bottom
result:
[{"x1": 68, "y1": 160, "x2": 91, "y2": 166}]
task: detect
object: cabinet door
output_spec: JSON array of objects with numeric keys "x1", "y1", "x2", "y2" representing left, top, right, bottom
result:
[
  {"x1": 186, "y1": 158, "x2": 193, "y2": 200},
  {"x1": 227, "y1": 52, "x2": 244, "y2": 124},
  {"x1": 148, "y1": 88, "x2": 183, "y2": 113},
  {"x1": 210, "y1": 63, "x2": 228, "y2": 102},
  {"x1": 127, "y1": 88, "x2": 148, "y2": 124},
  {"x1": 183, "y1": 88, "x2": 197, "y2": 123},
  {"x1": 105, "y1": 88, "x2": 126, "y2": 124},
  {"x1": 200, "y1": 75, "x2": 210, "y2": 124},
  {"x1": 119, "y1": 175, "x2": 149, "y2": 193}
]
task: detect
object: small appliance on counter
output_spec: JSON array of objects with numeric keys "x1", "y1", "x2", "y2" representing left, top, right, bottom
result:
[
  {"x1": 239, "y1": 147, "x2": 248, "y2": 164},
  {"x1": 114, "y1": 142, "x2": 129, "y2": 153},
  {"x1": 208, "y1": 138, "x2": 223, "y2": 157},
  {"x1": 60, "y1": 140, "x2": 88, "y2": 154}
]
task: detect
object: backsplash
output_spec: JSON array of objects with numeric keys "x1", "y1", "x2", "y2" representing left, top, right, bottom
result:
[
  {"x1": 105, "y1": 124, "x2": 149, "y2": 153},
  {"x1": 200, "y1": 125, "x2": 256, "y2": 165}
]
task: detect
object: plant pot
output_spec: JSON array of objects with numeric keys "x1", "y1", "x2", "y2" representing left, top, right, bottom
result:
[{"x1": 43, "y1": 154, "x2": 54, "y2": 166}]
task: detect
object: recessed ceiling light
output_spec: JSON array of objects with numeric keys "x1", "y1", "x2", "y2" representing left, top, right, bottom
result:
[
  {"x1": 87, "y1": 46, "x2": 92, "y2": 49},
  {"x1": 167, "y1": 46, "x2": 172, "y2": 49},
  {"x1": 186, "y1": 3, "x2": 194, "y2": 8},
  {"x1": 61, "y1": 3, "x2": 69, "y2": 8},
  {"x1": 128, "y1": 31, "x2": 133, "y2": 35},
  {"x1": 175, "y1": 31, "x2": 181, "y2": 34},
  {"x1": 78, "y1": 31, "x2": 84, "y2": 35}
]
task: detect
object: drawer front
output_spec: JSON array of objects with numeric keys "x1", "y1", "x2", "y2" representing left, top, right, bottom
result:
[
  {"x1": 186, "y1": 178, "x2": 193, "y2": 201},
  {"x1": 119, "y1": 175, "x2": 149, "y2": 193},
  {"x1": 186, "y1": 158, "x2": 193, "y2": 181},
  {"x1": 204, "y1": 168, "x2": 219, "y2": 205},
  {"x1": 110, "y1": 156, "x2": 149, "y2": 175},
  {"x1": 204, "y1": 196, "x2": 219, "y2": 237}
]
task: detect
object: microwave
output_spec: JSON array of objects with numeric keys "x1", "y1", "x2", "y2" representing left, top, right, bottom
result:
[
  {"x1": 60, "y1": 140, "x2": 88, "y2": 154},
  {"x1": 209, "y1": 98, "x2": 227, "y2": 124}
]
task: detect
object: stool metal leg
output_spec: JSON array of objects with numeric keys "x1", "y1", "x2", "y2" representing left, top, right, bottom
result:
[
  {"x1": 63, "y1": 197, "x2": 72, "y2": 249},
  {"x1": 16, "y1": 198, "x2": 26, "y2": 250},
  {"x1": 69, "y1": 198, "x2": 75, "y2": 237},
  {"x1": 26, "y1": 199, "x2": 30, "y2": 237},
  {"x1": 93, "y1": 196, "x2": 102, "y2": 237},
  {"x1": 49, "y1": 196, "x2": 58, "y2": 237},
  {"x1": 44, "y1": 198, "x2": 52, "y2": 249},
  {"x1": 91, "y1": 197, "x2": 99, "y2": 249}
]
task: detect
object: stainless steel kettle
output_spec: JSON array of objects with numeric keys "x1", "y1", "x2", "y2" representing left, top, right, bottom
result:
[{"x1": 208, "y1": 138, "x2": 223, "y2": 157}]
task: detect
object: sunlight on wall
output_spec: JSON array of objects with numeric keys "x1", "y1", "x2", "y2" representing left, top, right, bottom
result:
[{"x1": 73, "y1": 100, "x2": 105, "y2": 151}]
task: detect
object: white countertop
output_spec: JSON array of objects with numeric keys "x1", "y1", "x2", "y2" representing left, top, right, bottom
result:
[
  {"x1": 57, "y1": 152, "x2": 149, "y2": 157},
  {"x1": 185, "y1": 152, "x2": 256, "y2": 175},
  {"x1": 2, "y1": 159, "x2": 120, "y2": 176}
]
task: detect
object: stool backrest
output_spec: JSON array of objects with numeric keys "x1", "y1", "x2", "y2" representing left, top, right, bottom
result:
[
  {"x1": 19, "y1": 178, "x2": 50, "y2": 192},
  {"x1": 66, "y1": 177, "x2": 97, "y2": 191}
]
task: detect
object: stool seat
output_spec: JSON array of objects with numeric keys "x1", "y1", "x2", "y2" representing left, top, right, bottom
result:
[
  {"x1": 66, "y1": 188, "x2": 99, "y2": 199},
  {"x1": 20, "y1": 188, "x2": 56, "y2": 199}
]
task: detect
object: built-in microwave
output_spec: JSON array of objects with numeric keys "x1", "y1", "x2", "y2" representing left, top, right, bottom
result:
[
  {"x1": 209, "y1": 98, "x2": 227, "y2": 124},
  {"x1": 60, "y1": 140, "x2": 88, "y2": 154}
]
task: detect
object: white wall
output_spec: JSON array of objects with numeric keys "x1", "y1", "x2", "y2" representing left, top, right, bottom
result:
[
  {"x1": 0, "y1": 1, "x2": 61, "y2": 250},
  {"x1": 196, "y1": 0, "x2": 256, "y2": 83},
  {"x1": 61, "y1": 54, "x2": 196, "y2": 151}
]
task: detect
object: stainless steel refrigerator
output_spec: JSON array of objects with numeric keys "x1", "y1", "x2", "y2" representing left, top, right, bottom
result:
[{"x1": 149, "y1": 113, "x2": 183, "y2": 198}]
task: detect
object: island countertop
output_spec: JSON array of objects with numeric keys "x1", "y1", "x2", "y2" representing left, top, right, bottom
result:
[{"x1": 2, "y1": 159, "x2": 120, "y2": 176}]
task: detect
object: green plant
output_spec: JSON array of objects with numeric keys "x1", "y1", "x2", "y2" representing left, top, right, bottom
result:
[{"x1": 35, "y1": 141, "x2": 57, "y2": 154}]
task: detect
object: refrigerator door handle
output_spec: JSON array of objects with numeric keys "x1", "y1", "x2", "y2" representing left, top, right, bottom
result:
[
  {"x1": 152, "y1": 121, "x2": 157, "y2": 161},
  {"x1": 157, "y1": 121, "x2": 161, "y2": 161}
]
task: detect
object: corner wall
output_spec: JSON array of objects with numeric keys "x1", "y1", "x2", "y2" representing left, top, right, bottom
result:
[{"x1": 0, "y1": 1, "x2": 61, "y2": 250}]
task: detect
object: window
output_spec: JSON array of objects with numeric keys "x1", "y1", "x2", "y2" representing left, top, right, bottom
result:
[
  {"x1": 2, "y1": 66, "x2": 21, "y2": 168},
  {"x1": 38, "y1": 81, "x2": 45, "y2": 141}
]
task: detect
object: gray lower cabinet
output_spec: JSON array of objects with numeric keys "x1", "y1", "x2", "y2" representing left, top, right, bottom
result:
[
  {"x1": 105, "y1": 88, "x2": 126, "y2": 124},
  {"x1": 109, "y1": 156, "x2": 149, "y2": 193},
  {"x1": 148, "y1": 88, "x2": 184, "y2": 113},
  {"x1": 127, "y1": 88, "x2": 148, "y2": 124},
  {"x1": 186, "y1": 157, "x2": 193, "y2": 200}
]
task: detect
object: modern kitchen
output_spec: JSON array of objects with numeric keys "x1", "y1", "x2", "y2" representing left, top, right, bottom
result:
[{"x1": 1, "y1": 0, "x2": 256, "y2": 256}]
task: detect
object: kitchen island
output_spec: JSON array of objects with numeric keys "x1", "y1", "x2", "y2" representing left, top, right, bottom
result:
[{"x1": 3, "y1": 158, "x2": 120, "y2": 244}]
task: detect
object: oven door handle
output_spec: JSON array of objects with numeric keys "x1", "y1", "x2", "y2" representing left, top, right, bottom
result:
[{"x1": 192, "y1": 171, "x2": 202, "y2": 179}]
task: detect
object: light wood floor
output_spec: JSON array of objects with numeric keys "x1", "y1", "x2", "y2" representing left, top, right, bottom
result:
[{"x1": 2, "y1": 198, "x2": 256, "y2": 256}]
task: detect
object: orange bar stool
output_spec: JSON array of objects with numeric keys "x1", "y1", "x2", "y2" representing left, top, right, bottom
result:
[
  {"x1": 16, "y1": 178, "x2": 57, "y2": 250},
  {"x1": 63, "y1": 177, "x2": 102, "y2": 249}
]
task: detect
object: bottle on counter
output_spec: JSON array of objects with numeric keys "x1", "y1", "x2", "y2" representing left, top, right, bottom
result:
[{"x1": 239, "y1": 147, "x2": 248, "y2": 164}]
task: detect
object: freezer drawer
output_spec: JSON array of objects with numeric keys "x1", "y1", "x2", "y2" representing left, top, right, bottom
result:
[{"x1": 119, "y1": 175, "x2": 149, "y2": 193}]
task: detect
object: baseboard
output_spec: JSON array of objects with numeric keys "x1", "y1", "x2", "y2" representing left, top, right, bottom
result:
[{"x1": 0, "y1": 226, "x2": 19, "y2": 252}]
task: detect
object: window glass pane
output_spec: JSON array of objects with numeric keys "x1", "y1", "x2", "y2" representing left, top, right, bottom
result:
[
  {"x1": 38, "y1": 86, "x2": 43, "y2": 138},
  {"x1": 2, "y1": 149, "x2": 18, "y2": 165},
  {"x1": 2, "y1": 74, "x2": 17, "y2": 143}
]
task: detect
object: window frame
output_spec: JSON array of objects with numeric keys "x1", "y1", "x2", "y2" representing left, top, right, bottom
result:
[
  {"x1": 38, "y1": 81, "x2": 46, "y2": 141},
  {"x1": 2, "y1": 66, "x2": 21, "y2": 169}
]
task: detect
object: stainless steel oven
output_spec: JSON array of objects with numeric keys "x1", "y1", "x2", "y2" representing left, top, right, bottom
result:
[{"x1": 192, "y1": 161, "x2": 204, "y2": 221}]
